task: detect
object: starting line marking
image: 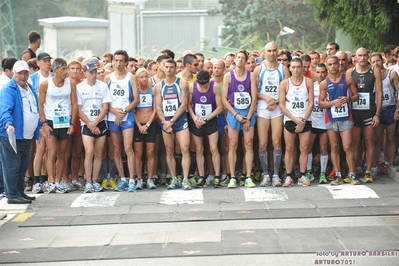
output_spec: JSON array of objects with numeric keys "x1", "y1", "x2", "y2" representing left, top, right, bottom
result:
[
  {"x1": 319, "y1": 184, "x2": 379, "y2": 199},
  {"x1": 160, "y1": 189, "x2": 204, "y2": 205}
]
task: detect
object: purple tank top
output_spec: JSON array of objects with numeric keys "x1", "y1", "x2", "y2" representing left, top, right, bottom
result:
[
  {"x1": 228, "y1": 69, "x2": 252, "y2": 108},
  {"x1": 192, "y1": 80, "x2": 216, "y2": 110}
]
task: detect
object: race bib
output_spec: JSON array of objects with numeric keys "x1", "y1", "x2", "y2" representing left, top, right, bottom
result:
[
  {"x1": 111, "y1": 85, "x2": 128, "y2": 102},
  {"x1": 352, "y1": 92, "x2": 370, "y2": 110},
  {"x1": 312, "y1": 99, "x2": 324, "y2": 117},
  {"x1": 331, "y1": 103, "x2": 349, "y2": 118},
  {"x1": 89, "y1": 104, "x2": 101, "y2": 121},
  {"x1": 163, "y1": 98, "x2": 178, "y2": 117},
  {"x1": 289, "y1": 94, "x2": 307, "y2": 117},
  {"x1": 138, "y1": 93, "x2": 153, "y2": 108},
  {"x1": 264, "y1": 84, "x2": 278, "y2": 98},
  {"x1": 195, "y1": 103, "x2": 212, "y2": 118},
  {"x1": 234, "y1": 92, "x2": 251, "y2": 109},
  {"x1": 53, "y1": 104, "x2": 70, "y2": 129}
]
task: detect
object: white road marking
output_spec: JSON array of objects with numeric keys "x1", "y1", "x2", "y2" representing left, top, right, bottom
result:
[
  {"x1": 242, "y1": 188, "x2": 289, "y2": 202},
  {"x1": 0, "y1": 195, "x2": 43, "y2": 214},
  {"x1": 70, "y1": 193, "x2": 121, "y2": 207},
  {"x1": 160, "y1": 189, "x2": 204, "y2": 205},
  {"x1": 319, "y1": 184, "x2": 379, "y2": 199}
]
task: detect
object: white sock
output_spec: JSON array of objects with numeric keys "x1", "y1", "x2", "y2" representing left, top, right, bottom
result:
[
  {"x1": 307, "y1": 153, "x2": 313, "y2": 172},
  {"x1": 320, "y1": 154, "x2": 328, "y2": 173}
]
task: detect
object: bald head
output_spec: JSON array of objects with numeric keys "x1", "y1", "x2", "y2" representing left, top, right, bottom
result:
[
  {"x1": 336, "y1": 51, "x2": 348, "y2": 72},
  {"x1": 263, "y1": 42, "x2": 278, "y2": 62}
]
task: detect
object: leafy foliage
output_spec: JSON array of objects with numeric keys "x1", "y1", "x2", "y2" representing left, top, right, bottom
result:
[
  {"x1": 211, "y1": 0, "x2": 334, "y2": 51},
  {"x1": 305, "y1": 0, "x2": 399, "y2": 51}
]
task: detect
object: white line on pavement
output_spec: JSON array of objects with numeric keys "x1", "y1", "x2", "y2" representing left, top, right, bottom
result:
[
  {"x1": 160, "y1": 189, "x2": 204, "y2": 205},
  {"x1": 319, "y1": 184, "x2": 379, "y2": 199},
  {"x1": 242, "y1": 188, "x2": 289, "y2": 202},
  {"x1": 70, "y1": 192, "x2": 121, "y2": 207}
]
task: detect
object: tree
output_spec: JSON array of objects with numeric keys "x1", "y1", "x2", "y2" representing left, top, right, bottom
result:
[
  {"x1": 305, "y1": 0, "x2": 399, "y2": 51},
  {"x1": 10, "y1": 0, "x2": 107, "y2": 58},
  {"x1": 211, "y1": 0, "x2": 334, "y2": 51}
]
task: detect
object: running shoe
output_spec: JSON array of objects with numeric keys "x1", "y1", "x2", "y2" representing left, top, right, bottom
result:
[
  {"x1": 370, "y1": 168, "x2": 378, "y2": 180},
  {"x1": 196, "y1": 177, "x2": 206, "y2": 188},
  {"x1": 32, "y1": 183, "x2": 43, "y2": 194},
  {"x1": 364, "y1": 171, "x2": 373, "y2": 183},
  {"x1": 136, "y1": 179, "x2": 143, "y2": 190},
  {"x1": 221, "y1": 177, "x2": 231, "y2": 186},
  {"x1": 182, "y1": 179, "x2": 192, "y2": 190},
  {"x1": 327, "y1": 169, "x2": 336, "y2": 181},
  {"x1": 92, "y1": 181, "x2": 105, "y2": 192},
  {"x1": 55, "y1": 182, "x2": 68, "y2": 193},
  {"x1": 227, "y1": 178, "x2": 237, "y2": 188},
  {"x1": 115, "y1": 180, "x2": 128, "y2": 192},
  {"x1": 260, "y1": 175, "x2": 271, "y2": 187},
  {"x1": 343, "y1": 176, "x2": 352, "y2": 183},
  {"x1": 109, "y1": 178, "x2": 118, "y2": 189},
  {"x1": 147, "y1": 179, "x2": 157, "y2": 189},
  {"x1": 166, "y1": 174, "x2": 172, "y2": 186},
  {"x1": 283, "y1": 176, "x2": 293, "y2": 187},
  {"x1": 188, "y1": 176, "x2": 197, "y2": 187},
  {"x1": 381, "y1": 164, "x2": 389, "y2": 174},
  {"x1": 331, "y1": 176, "x2": 344, "y2": 186},
  {"x1": 214, "y1": 177, "x2": 221, "y2": 188},
  {"x1": 349, "y1": 173, "x2": 360, "y2": 185},
  {"x1": 128, "y1": 181, "x2": 137, "y2": 192},
  {"x1": 101, "y1": 179, "x2": 109, "y2": 190},
  {"x1": 167, "y1": 178, "x2": 180, "y2": 189},
  {"x1": 72, "y1": 180, "x2": 84, "y2": 190},
  {"x1": 84, "y1": 182, "x2": 94, "y2": 193},
  {"x1": 206, "y1": 175, "x2": 215, "y2": 186},
  {"x1": 253, "y1": 171, "x2": 262, "y2": 181},
  {"x1": 298, "y1": 175, "x2": 311, "y2": 186},
  {"x1": 305, "y1": 172, "x2": 314, "y2": 182},
  {"x1": 244, "y1": 177, "x2": 256, "y2": 188},
  {"x1": 25, "y1": 178, "x2": 33, "y2": 191},
  {"x1": 62, "y1": 181, "x2": 72, "y2": 192},
  {"x1": 272, "y1": 175, "x2": 282, "y2": 187},
  {"x1": 319, "y1": 173, "x2": 327, "y2": 184},
  {"x1": 83, "y1": 182, "x2": 94, "y2": 193}
]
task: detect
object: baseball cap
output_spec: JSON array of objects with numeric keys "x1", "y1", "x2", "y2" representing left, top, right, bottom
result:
[
  {"x1": 84, "y1": 63, "x2": 98, "y2": 72},
  {"x1": 13, "y1": 60, "x2": 29, "y2": 72},
  {"x1": 37, "y1": 52, "x2": 52, "y2": 61},
  {"x1": 255, "y1": 57, "x2": 264, "y2": 64},
  {"x1": 252, "y1": 50, "x2": 261, "y2": 57},
  {"x1": 88, "y1": 57, "x2": 100, "y2": 65}
]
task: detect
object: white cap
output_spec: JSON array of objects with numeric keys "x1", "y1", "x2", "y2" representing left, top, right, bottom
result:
[{"x1": 13, "y1": 60, "x2": 29, "y2": 73}]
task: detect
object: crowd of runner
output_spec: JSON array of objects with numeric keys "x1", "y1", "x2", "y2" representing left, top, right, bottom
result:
[{"x1": 1, "y1": 30, "x2": 399, "y2": 203}]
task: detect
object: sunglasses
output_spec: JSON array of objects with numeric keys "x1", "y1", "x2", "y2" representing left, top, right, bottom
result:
[
  {"x1": 191, "y1": 63, "x2": 199, "y2": 66},
  {"x1": 278, "y1": 58, "x2": 288, "y2": 62}
]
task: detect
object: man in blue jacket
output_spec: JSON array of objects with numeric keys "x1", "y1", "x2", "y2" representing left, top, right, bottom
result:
[{"x1": 0, "y1": 60, "x2": 40, "y2": 204}]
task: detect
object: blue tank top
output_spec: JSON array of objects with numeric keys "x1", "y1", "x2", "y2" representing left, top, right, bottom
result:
[
  {"x1": 137, "y1": 87, "x2": 153, "y2": 109},
  {"x1": 325, "y1": 74, "x2": 352, "y2": 123},
  {"x1": 228, "y1": 69, "x2": 252, "y2": 109},
  {"x1": 161, "y1": 77, "x2": 181, "y2": 118}
]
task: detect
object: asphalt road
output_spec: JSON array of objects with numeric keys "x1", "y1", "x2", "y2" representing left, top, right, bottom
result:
[{"x1": 1, "y1": 173, "x2": 398, "y2": 266}]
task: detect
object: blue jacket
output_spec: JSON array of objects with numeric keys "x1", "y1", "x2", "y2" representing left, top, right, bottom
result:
[
  {"x1": 28, "y1": 71, "x2": 54, "y2": 95},
  {"x1": 0, "y1": 78, "x2": 40, "y2": 140}
]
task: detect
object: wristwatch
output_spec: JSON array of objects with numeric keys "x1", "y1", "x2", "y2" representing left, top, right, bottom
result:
[
  {"x1": 203, "y1": 117, "x2": 208, "y2": 122},
  {"x1": 301, "y1": 118, "x2": 307, "y2": 122},
  {"x1": 70, "y1": 122, "x2": 76, "y2": 127},
  {"x1": 145, "y1": 123, "x2": 151, "y2": 127},
  {"x1": 374, "y1": 113, "x2": 381, "y2": 118},
  {"x1": 122, "y1": 108, "x2": 127, "y2": 113}
]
